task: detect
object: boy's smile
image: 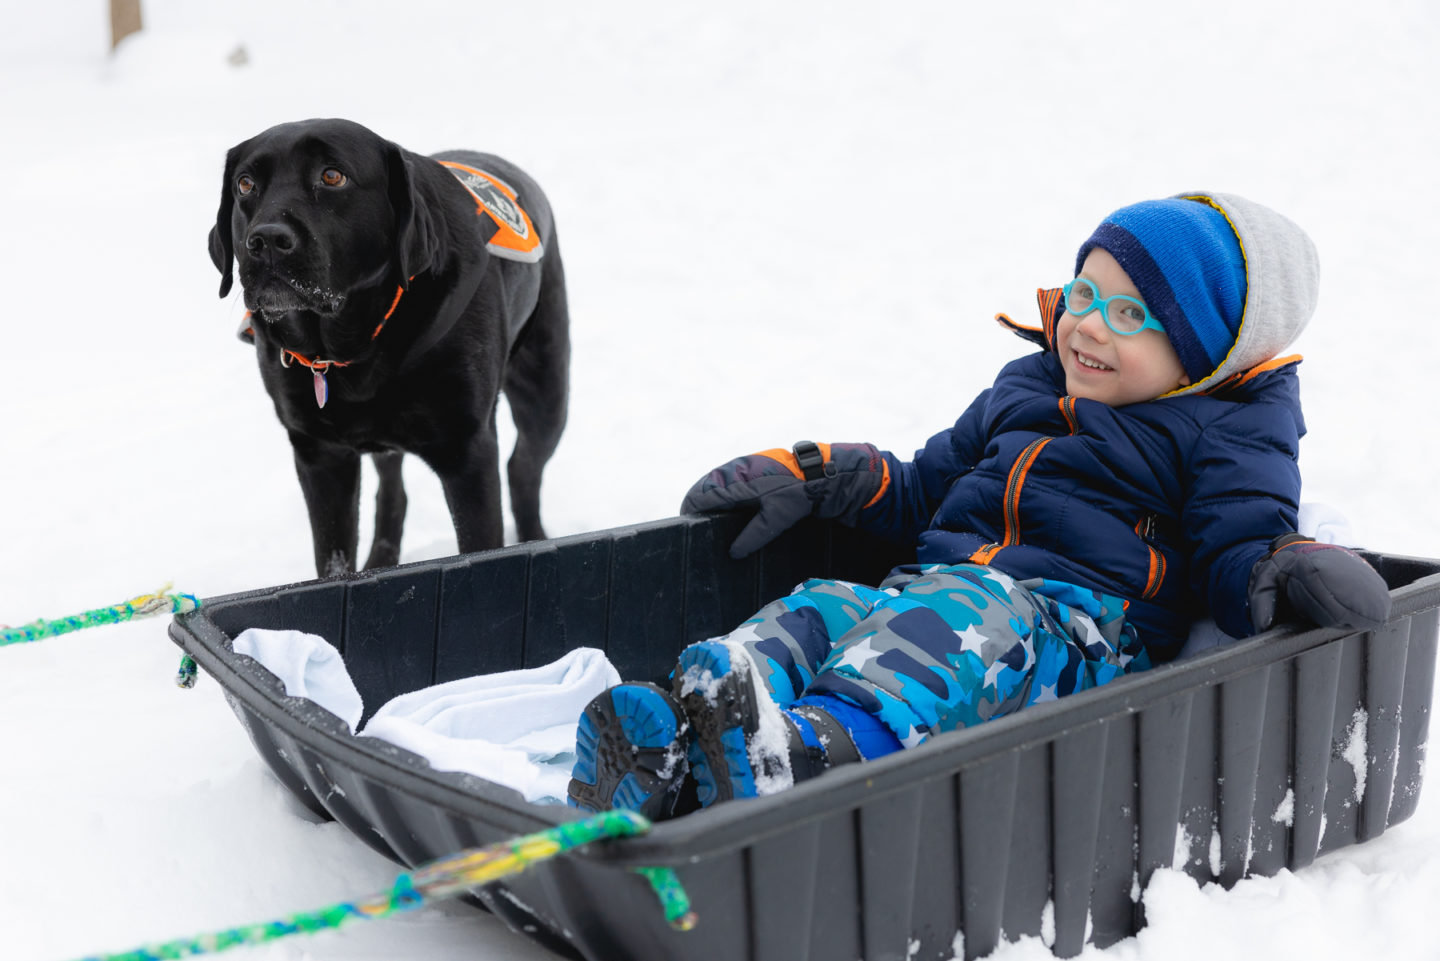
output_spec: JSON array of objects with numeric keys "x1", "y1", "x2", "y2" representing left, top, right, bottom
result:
[{"x1": 1058, "y1": 248, "x2": 1190, "y2": 406}]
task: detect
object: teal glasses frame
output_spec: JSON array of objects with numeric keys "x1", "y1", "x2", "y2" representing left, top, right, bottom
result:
[{"x1": 1062, "y1": 279, "x2": 1165, "y2": 336}]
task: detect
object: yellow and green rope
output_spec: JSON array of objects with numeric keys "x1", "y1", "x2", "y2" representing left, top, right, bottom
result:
[
  {"x1": 73, "y1": 809, "x2": 695, "y2": 961},
  {"x1": 1, "y1": 584, "x2": 203, "y2": 687},
  {"x1": 1, "y1": 585, "x2": 199, "y2": 647}
]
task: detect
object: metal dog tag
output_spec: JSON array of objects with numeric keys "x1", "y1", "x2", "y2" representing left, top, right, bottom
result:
[{"x1": 314, "y1": 370, "x2": 329, "y2": 408}]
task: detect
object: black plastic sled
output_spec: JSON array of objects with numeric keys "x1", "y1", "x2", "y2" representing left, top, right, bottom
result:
[{"x1": 169, "y1": 514, "x2": 1440, "y2": 960}]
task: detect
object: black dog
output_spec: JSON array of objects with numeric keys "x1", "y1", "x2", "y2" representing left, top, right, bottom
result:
[{"x1": 209, "y1": 118, "x2": 569, "y2": 576}]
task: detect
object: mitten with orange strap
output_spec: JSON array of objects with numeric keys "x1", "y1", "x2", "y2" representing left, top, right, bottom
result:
[
  {"x1": 680, "y1": 441, "x2": 890, "y2": 559},
  {"x1": 1247, "y1": 533, "x2": 1391, "y2": 633}
]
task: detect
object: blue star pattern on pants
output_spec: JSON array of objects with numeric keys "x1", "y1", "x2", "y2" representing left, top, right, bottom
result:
[{"x1": 707, "y1": 565, "x2": 1149, "y2": 748}]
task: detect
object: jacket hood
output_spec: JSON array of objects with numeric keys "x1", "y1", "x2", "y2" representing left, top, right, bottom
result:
[{"x1": 1166, "y1": 191, "x2": 1319, "y2": 395}]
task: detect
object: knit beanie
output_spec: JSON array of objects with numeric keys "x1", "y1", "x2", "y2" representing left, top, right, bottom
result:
[{"x1": 1075, "y1": 197, "x2": 1247, "y2": 385}]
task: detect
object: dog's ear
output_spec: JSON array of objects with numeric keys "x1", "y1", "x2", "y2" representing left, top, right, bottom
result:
[
  {"x1": 386, "y1": 143, "x2": 438, "y2": 290},
  {"x1": 209, "y1": 146, "x2": 238, "y2": 298}
]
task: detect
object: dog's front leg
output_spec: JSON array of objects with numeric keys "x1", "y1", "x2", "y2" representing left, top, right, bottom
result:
[
  {"x1": 289, "y1": 432, "x2": 362, "y2": 577},
  {"x1": 432, "y1": 430, "x2": 505, "y2": 555},
  {"x1": 364, "y1": 450, "x2": 407, "y2": 571}
]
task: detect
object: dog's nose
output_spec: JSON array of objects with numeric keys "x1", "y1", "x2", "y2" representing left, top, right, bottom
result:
[{"x1": 245, "y1": 223, "x2": 299, "y2": 259}]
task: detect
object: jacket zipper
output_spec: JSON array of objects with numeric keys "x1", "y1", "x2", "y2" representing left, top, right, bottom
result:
[
  {"x1": 1059, "y1": 396, "x2": 1079, "y2": 434},
  {"x1": 970, "y1": 397, "x2": 1078, "y2": 565},
  {"x1": 971, "y1": 436, "x2": 1052, "y2": 565},
  {"x1": 1133, "y1": 514, "x2": 1166, "y2": 599}
]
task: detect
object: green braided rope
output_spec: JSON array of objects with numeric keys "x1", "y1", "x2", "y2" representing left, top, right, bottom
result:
[
  {"x1": 1, "y1": 586, "x2": 202, "y2": 688},
  {"x1": 73, "y1": 809, "x2": 695, "y2": 961},
  {"x1": 631, "y1": 865, "x2": 698, "y2": 928},
  {"x1": 176, "y1": 653, "x2": 199, "y2": 689},
  {"x1": 0, "y1": 586, "x2": 199, "y2": 648}
]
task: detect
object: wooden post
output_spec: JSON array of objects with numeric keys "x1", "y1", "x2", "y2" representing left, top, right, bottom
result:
[{"x1": 110, "y1": 0, "x2": 142, "y2": 49}]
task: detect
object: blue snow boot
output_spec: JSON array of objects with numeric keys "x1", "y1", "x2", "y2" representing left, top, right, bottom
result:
[
  {"x1": 674, "y1": 639, "x2": 789, "y2": 806},
  {"x1": 673, "y1": 639, "x2": 822, "y2": 806},
  {"x1": 674, "y1": 641, "x2": 904, "y2": 807},
  {"x1": 568, "y1": 682, "x2": 691, "y2": 819}
]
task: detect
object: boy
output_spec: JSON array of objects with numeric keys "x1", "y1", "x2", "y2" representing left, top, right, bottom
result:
[{"x1": 568, "y1": 192, "x2": 1391, "y2": 817}]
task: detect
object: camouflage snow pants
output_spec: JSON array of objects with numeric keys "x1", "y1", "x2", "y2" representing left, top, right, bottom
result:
[{"x1": 726, "y1": 564, "x2": 1150, "y2": 748}]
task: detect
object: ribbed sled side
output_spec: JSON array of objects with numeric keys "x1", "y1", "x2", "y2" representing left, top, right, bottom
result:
[
  {"x1": 171, "y1": 517, "x2": 1440, "y2": 961},
  {"x1": 545, "y1": 613, "x2": 1439, "y2": 961}
]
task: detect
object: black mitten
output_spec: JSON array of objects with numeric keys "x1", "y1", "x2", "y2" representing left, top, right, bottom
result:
[
  {"x1": 680, "y1": 441, "x2": 888, "y2": 558},
  {"x1": 1248, "y1": 533, "x2": 1391, "y2": 632}
]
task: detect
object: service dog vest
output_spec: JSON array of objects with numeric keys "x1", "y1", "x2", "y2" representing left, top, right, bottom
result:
[{"x1": 440, "y1": 161, "x2": 545, "y2": 264}]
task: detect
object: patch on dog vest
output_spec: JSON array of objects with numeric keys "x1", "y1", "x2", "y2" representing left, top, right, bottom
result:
[{"x1": 440, "y1": 161, "x2": 544, "y2": 264}]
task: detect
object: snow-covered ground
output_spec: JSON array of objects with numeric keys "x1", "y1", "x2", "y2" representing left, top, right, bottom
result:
[{"x1": 2, "y1": 1, "x2": 1438, "y2": 958}]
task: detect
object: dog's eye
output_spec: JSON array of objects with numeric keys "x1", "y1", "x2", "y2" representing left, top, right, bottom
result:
[
  {"x1": 236, "y1": 174, "x2": 256, "y2": 195},
  {"x1": 320, "y1": 168, "x2": 348, "y2": 188}
]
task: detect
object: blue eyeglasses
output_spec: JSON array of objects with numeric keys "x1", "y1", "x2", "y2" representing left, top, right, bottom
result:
[{"x1": 1062, "y1": 278, "x2": 1165, "y2": 336}]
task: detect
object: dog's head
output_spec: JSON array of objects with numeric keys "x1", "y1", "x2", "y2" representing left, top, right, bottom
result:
[{"x1": 209, "y1": 118, "x2": 438, "y2": 358}]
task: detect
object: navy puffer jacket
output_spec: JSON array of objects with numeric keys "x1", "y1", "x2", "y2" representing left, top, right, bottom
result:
[{"x1": 857, "y1": 317, "x2": 1305, "y2": 662}]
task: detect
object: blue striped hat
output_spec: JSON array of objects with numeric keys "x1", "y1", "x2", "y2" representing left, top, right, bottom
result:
[{"x1": 1076, "y1": 198, "x2": 1247, "y2": 383}]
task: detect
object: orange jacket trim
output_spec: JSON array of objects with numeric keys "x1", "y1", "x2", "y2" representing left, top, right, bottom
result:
[
  {"x1": 1037, "y1": 286, "x2": 1063, "y2": 346},
  {"x1": 1197, "y1": 354, "x2": 1303, "y2": 395}
]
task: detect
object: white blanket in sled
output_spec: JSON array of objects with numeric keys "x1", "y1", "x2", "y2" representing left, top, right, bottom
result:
[{"x1": 229, "y1": 633, "x2": 619, "y2": 805}]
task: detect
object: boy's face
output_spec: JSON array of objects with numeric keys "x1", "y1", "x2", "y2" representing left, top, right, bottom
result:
[{"x1": 1057, "y1": 248, "x2": 1190, "y2": 406}]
